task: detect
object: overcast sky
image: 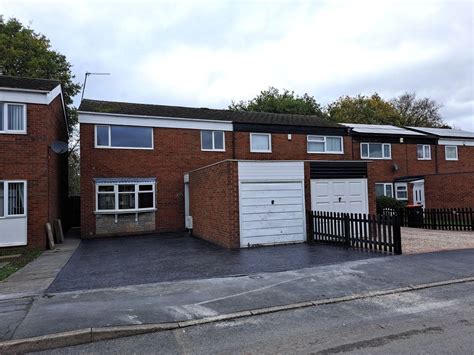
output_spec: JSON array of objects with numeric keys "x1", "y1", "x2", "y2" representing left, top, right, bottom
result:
[{"x1": 2, "y1": 0, "x2": 473, "y2": 129}]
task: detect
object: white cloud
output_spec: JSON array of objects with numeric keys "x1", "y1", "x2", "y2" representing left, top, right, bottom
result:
[{"x1": 2, "y1": 0, "x2": 473, "y2": 129}]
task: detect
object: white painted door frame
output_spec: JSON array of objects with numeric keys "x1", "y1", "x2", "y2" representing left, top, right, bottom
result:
[
  {"x1": 0, "y1": 180, "x2": 28, "y2": 247},
  {"x1": 412, "y1": 180, "x2": 425, "y2": 207}
]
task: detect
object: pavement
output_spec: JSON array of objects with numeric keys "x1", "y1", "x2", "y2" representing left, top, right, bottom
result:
[
  {"x1": 47, "y1": 233, "x2": 385, "y2": 293},
  {"x1": 34, "y1": 280, "x2": 474, "y2": 354},
  {"x1": 0, "y1": 236, "x2": 80, "y2": 300},
  {"x1": 0, "y1": 248, "x2": 472, "y2": 346}
]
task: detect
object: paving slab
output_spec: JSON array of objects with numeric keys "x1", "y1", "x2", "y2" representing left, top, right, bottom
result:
[
  {"x1": 0, "y1": 237, "x2": 81, "y2": 300},
  {"x1": 47, "y1": 233, "x2": 385, "y2": 293},
  {"x1": 9, "y1": 248, "x2": 474, "y2": 340}
]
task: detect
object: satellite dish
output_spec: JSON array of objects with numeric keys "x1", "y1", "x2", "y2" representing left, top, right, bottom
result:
[{"x1": 50, "y1": 140, "x2": 68, "y2": 154}]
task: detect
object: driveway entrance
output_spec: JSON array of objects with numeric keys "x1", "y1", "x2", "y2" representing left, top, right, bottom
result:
[{"x1": 48, "y1": 233, "x2": 384, "y2": 293}]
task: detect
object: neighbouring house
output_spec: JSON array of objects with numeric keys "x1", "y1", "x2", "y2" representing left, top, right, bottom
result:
[
  {"x1": 0, "y1": 75, "x2": 69, "y2": 248},
  {"x1": 78, "y1": 99, "x2": 474, "y2": 248}
]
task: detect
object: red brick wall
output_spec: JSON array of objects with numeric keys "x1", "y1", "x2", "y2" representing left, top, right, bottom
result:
[
  {"x1": 436, "y1": 145, "x2": 474, "y2": 173},
  {"x1": 0, "y1": 96, "x2": 68, "y2": 248},
  {"x1": 234, "y1": 132, "x2": 352, "y2": 161},
  {"x1": 80, "y1": 125, "x2": 233, "y2": 237},
  {"x1": 188, "y1": 160, "x2": 239, "y2": 248},
  {"x1": 425, "y1": 172, "x2": 474, "y2": 208}
]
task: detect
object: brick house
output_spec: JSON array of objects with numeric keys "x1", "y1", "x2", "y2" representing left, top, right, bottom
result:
[
  {"x1": 78, "y1": 99, "x2": 474, "y2": 248},
  {"x1": 0, "y1": 76, "x2": 68, "y2": 249}
]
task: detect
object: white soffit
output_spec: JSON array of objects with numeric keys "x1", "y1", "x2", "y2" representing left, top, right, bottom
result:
[
  {"x1": 78, "y1": 112, "x2": 234, "y2": 131},
  {"x1": 0, "y1": 85, "x2": 61, "y2": 105}
]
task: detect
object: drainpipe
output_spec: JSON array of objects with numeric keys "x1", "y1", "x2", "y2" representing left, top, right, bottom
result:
[{"x1": 232, "y1": 130, "x2": 236, "y2": 159}]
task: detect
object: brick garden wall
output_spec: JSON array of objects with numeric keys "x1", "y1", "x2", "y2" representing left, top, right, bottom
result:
[
  {"x1": 425, "y1": 172, "x2": 474, "y2": 208},
  {"x1": 0, "y1": 95, "x2": 68, "y2": 249},
  {"x1": 188, "y1": 160, "x2": 240, "y2": 248}
]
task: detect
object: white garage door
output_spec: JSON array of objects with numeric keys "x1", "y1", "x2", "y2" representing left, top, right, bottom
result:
[
  {"x1": 311, "y1": 179, "x2": 368, "y2": 214},
  {"x1": 240, "y1": 181, "x2": 306, "y2": 247}
]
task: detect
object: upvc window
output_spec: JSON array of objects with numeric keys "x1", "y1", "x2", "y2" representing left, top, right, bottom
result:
[
  {"x1": 445, "y1": 145, "x2": 458, "y2": 161},
  {"x1": 307, "y1": 135, "x2": 343, "y2": 154},
  {"x1": 375, "y1": 183, "x2": 393, "y2": 198},
  {"x1": 0, "y1": 181, "x2": 26, "y2": 218},
  {"x1": 0, "y1": 103, "x2": 26, "y2": 134},
  {"x1": 96, "y1": 183, "x2": 155, "y2": 212},
  {"x1": 250, "y1": 133, "x2": 271, "y2": 153},
  {"x1": 395, "y1": 183, "x2": 408, "y2": 200},
  {"x1": 95, "y1": 125, "x2": 153, "y2": 149},
  {"x1": 361, "y1": 143, "x2": 391, "y2": 159},
  {"x1": 201, "y1": 130, "x2": 225, "y2": 151},
  {"x1": 417, "y1": 145, "x2": 431, "y2": 160}
]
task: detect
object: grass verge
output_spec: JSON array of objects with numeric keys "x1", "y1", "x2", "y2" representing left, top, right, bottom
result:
[{"x1": 0, "y1": 248, "x2": 43, "y2": 281}]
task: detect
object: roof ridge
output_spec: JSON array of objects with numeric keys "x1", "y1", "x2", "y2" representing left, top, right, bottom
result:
[{"x1": 0, "y1": 74, "x2": 60, "y2": 83}]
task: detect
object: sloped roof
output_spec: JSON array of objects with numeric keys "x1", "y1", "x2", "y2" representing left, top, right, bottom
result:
[
  {"x1": 406, "y1": 127, "x2": 474, "y2": 139},
  {"x1": 0, "y1": 75, "x2": 60, "y2": 92},
  {"x1": 79, "y1": 99, "x2": 342, "y2": 128},
  {"x1": 341, "y1": 123, "x2": 426, "y2": 136}
]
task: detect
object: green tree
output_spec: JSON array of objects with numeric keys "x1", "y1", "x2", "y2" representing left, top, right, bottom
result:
[
  {"x1": 326, "y1": 93, "x2": 401, "y2": 125},
  {"x1": 0, "y1": 16, "x2": 81, "y2": 134},
  {"x1": 229, "y1": 87, "x2": 325, "y2": 116},
  {"x1": 391, "y1": 92, "x2": 448, "y2": 128}
]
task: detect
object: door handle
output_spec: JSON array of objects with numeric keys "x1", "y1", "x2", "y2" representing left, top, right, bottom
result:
[{"x1": 338, "y1": 197, "x2": 342, "y2": 202}]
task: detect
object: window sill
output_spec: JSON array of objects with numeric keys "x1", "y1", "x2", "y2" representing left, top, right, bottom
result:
[
  {"x1": 307, "y1": 151, "x2": 344, "y2": 154},
  {"x1": 417, "y1": 158, "x2": 431, "y2": 161},
  {"x1": 0, "y1": 215, "x2": 27, "y2": 219},
  {"x1": 201, "y1": 149, "x2": 226, "y2": 152},
  {"x1": 361, "y1": 157, "x2": 392, "y2": 160},
  {"x1": 94, "y1": 146, "x2": 154, "y2": 150},
  {"x1": 445, "y1": 159, "x2": 458, "y2": 161},
  {"x1": 94, "y1": 208, "x2": 156, "y2": 215},
  {"x1": 0, "y1": 131, "x2": 27, "y2": 135},
  {"x1": 250, "y1": 150, "x2": 272, "y2": 153}
]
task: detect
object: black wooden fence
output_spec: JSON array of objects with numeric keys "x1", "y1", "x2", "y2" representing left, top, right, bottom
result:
[
  {"x1": 380, "y1": 207, "x2": 474, "y2": 231},
  {"x1": 308, "y1": 211, "x2": 402, "y2": 255}
]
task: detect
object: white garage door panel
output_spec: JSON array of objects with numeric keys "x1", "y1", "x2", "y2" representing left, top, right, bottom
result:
[
  {"x1": 241, "y1": 211, "x2": 303, "y2": 222},
  {"x1": 240, "y1": 180, "x2": 305, "y2": 247},
  {"x1": 242, "y1": 197, "x2": 303, "y2": 206},
  {"x1": 241, "y1": 189, "x2": 302, "y2": 199},
  {"x1": 241, "y1": 204, "x2": 302, "y2": 214},
  {"x1": 311, "y1": 179, "x2": 368, "y2": 214}
]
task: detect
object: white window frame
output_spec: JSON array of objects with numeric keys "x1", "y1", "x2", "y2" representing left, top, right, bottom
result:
[
  {"x1": 375, "y1": 183, "x2": 393, "y2": 198},
  {"x1": 445, "y1": 145, "x2": 458, "y2": 161},
  {"x1": 360, "y1": 142, "x2": 391, "y2": 160},
  {"x1": 200, "y1": 130, "x2": 225, "y2": 152},
  {"x1": 394, "y1": 182, "x2": 408, "y2": 201},
  {"x1": 250, "y1": 133, "x2": 272, "y2": 153},
  {"x1": 307, "y1": 135, "x2": 344, "y2": 154},
  {"x1": 94, "y1": 125, "x2": 154, "y2": 150},
  {"x1": 0, "y1": 103, "x2": 27, "y2": 134},
  {"x1": 95, "y1": 182, "x2": 156, "y2": 213},
  {"x1": 0, "y1": 180, "x2": 27, "y2": 218},
  {"x1": 417, "y1": 144, "x2": 431, "y2": 160}
]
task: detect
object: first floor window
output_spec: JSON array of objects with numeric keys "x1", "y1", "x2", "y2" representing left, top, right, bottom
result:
[
  {"x1": 417, "y1": 144, "x2": 431, "y2": 160},
  {"x1": 0, "y1": 181, "x2": 26, "y2": 217},
  {"x1": 201, "y1": 130, "x2": 225, "y2": 151},
  {"x1": 445, "y1": 145, "x2": 458, "y2": 160},
  {"x1": 0, "y1": 103, "x2": 26, "y2": 133},
  {"x1": 250, "y1": 133, "x2": 271, "y2": 152},
  {"x1": 95, "y1": 125, "x2": 153, "y2": 149},
  {"x1": 375, "y1": 183, "x2": 393, "y2": 198},
  {"x1": 361, "y1": 143, "x2": 391, "y2": 159},
  {"x1": 395, "y1": 183, "x2": 408, "y2": 200},
  {"x1": 307, "y1": 135, "x2": 343, "y2": 153},
  {"x1": 96, "y1": 181, "x2": 155, "y2": 212}
]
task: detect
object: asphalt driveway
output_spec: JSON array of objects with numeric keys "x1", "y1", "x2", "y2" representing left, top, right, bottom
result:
[{"x1": 48, "y1": 233, "x2": 385, "y2": 293}]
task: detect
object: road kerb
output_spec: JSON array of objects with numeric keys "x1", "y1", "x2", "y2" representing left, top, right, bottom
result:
[{"x1": 0, "y1": 276, "x2": 473, "y2": 353}]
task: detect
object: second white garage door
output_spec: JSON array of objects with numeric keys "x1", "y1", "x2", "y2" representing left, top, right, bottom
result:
[
  {"x1": 311, "y1": 179, "x2": 368, "y2": 214},
  {"x1": 240, "y1": 181, "x2": 306, "y2": 247}
]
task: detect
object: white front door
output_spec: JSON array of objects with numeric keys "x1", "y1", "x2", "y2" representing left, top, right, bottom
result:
[
  {"x1": 311, "y1": 179, "x2": 368, "y2": 214},
  {"x1": 0, "y1": 181, "x2": 28, "y2": 247},
  {"x1": 413, "y1": 181, "x2": 425, "y2": 207},
  {"x1": 239, "y1": 181, "x2": 306, "y2": 247}
]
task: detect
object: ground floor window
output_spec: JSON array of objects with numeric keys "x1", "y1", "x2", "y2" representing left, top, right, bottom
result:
[
  {"x1": 394, "y1": 183, "x2": 408, "y2": 200},
  {"x1": 96, "y1": 181, "x2": 155, "y2": 213},
  {"x1": 375, "y1": 183, "x2": 393, "y2": 198},
  {"x1": 0, "y1": 181, "x2": 26, "y2": 217}
]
